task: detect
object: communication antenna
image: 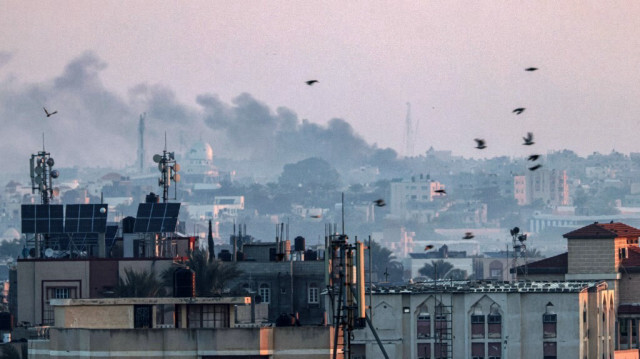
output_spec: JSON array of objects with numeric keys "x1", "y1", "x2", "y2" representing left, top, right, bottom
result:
[
  {"x1": 153, "y1": 138, "x2": 181, "y2": 202},
  {"x1": 29, "y1": 143, "x2": 59, "y2": 205},
  {"x1": 510, "y1": 226, "x2": 528, "y2": 280}
]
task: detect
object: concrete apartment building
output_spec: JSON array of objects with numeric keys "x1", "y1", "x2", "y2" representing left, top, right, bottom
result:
[
  {"x1": 352, "y1": 280, "x2": 615, "y2": 359},
  {"x1": 515, "y1": 222, "x2": 640, "y2": 352},
  {"x1": 390, "y1": 175, "x2": 445, "y2": 221},
  {"x1": 29, "y1": 297, "x2": 336, "y2": 358},
  {"x1": 513, "y1": 169, "x2": 569, "y2": 206}
]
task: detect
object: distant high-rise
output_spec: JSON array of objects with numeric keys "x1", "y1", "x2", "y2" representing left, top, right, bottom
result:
[{"x1": 137, "y1": 113, "x2": 146, "y2": 173}]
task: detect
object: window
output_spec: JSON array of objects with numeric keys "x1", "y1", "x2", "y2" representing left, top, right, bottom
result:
[
  {"x1": 308, "y1": 283, "x2": 319, "y2": 304},
  {"x1": 417, "y1": 313, "x2": 431, "y2": 338},
  {"x1": 134, "y1": 305, "x2": 152, "y2": 328},
  {"x1": 543, "y1": 314, "x2": 557, "y2": 338},
  {"x1": 471, "y1": 314, "x2": 485, "y2": 338},
  {"x1": 488, "y1": 342, "x2": 501, "y2": 359},
  {"x1": 488, "y1": 314, "x2": 501, "y2": 338},
  {"x1": 187, "y1": 305, "x2": 229, "y2": 328},
  {"x1": 43, "y1": 286, "x2": 78, "y2": 325},
  {"x1": 259, "y1": 283, "x2": 271, "y2": 304},
  {"x1": 417, "y1": 342, "x2": 431, "y2": 359},
  {"x1": 543, "y1": 342, "x2": 557, "y2": 359},
  {"x1": 620, "y1": 319, "x2": 629, "y2": 345},
  {"x1": 472, "y1": 342, "x2": 485, "y2": 359}
]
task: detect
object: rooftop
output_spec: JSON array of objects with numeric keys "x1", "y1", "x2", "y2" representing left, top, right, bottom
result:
[
  {"x1": 563, "y1": 222, "x2": 640, "y2": 239},
  {"x1": 50, "y1": 296, "x2": 251, "y2": 307},
  {"x1": 369, "y1": 280, "x2": 601, "y2": 294}
]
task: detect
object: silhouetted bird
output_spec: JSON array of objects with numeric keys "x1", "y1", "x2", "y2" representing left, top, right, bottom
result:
[
  {"x1": 424, "y1": 245, "x2": 434, "y2": 251},
  {"x1": 513, "y1": 108, "x2": 525, "y2": 115},
  {"x1": 434, "y1": 189, "x2": 446, "y2": 195},
  {"x1": 529, "y1": 164, "x2": 542, "y2": 171},
  {"x1": 523, "y1": 132, "x2": 534, "y2": 145},
  {"x1": 474, "y1": 138, "x2": 486, "y2": 149},
  {"x1": 462, "y1": 232, "x2": 475, "y2": 240},
  {"x1": 525, "y1": 67, "x2": 538, "y2": 71},
  {"x1": 528, "y1": 154, "x2": 540, "y2": 161},
  {"x1": 374, "y1": 199, "x2": 386, "y2": 207},
  {"x1": 310, "y1": 214, "x2": 322, "y2": 219},
  {"x1": 305, "y1": 80, "x2": 319, "y2": 86},
  {"x1": 43, "y1": 107, "x2": 58, "y2": 117}
]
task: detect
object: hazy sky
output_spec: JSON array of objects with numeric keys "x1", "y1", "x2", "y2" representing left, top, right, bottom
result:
[{"x1": 2, "y1": 1, "x2": 640, "y2": 167}]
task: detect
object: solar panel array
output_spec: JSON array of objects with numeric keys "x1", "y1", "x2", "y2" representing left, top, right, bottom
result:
[
  {"x1": 47, "y1": 224, "x2": 119, "y2": 251},
  {"x1": 133, "y1": 202, "x2": 180, "y2": 233},
  {"x1": 21, "y1": 205, "x2": 64, "y2": 233},
  {"x1": 64, "y1": 204, "x2": 108, "y2": 233}
]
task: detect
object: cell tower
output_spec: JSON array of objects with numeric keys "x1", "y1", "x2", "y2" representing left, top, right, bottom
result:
[
  {"x1": 29, "y1": 141, "x2": 59, "y2": 205},
  {"x1": 152, "y1": 135, "x2": 181, "y2": 202},
  {"x1": 510, "y1": 227, "x2": 528, "y2": 280},
  {"x1": 138, "y1": 113, "x2": 146, "y2": 173}
]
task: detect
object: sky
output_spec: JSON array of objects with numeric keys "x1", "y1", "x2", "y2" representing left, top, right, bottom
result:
[{"x1": 2, "y1": 1, "x2": 640, "y2": 172}]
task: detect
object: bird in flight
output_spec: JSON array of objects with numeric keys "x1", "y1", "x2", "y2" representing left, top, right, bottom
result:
[
  {"x1": 434, "y1": 189, "x2": 446, "y2": 195},
  {"x1": 528, "y1": 154, "x2": 540, "y2": 161},
  {"x1": 523, "y1": 132, "x2": 534, "y2": 145},
  {"x1": 374, "y1": 199, "x2": 386, "y2": 207},
  {"x1": 513, "y1": 108, "x2": 525, "y2": 115},
  {"x1": 310, "y1": 214, "x2": 322, "y2": 219},
  {"x1": 525, "y1": 67, "x2": 538, "y2": 71},
  {"x1": 43, "y1": 107, "x2": 58, "y2": 117},
  {"x1": 305, "y1": 80, "x2": 319, "y2": 86},
  {"x1": 462, "y1": 232, "x2": 475, "y2": 240},
  {"x1": 474, "y1": 138, "x2": 486, "y2": 149},
  {"x1": 529, "y1": 164, "x2": 542, "y2": 171},
  {"x1": 424, "y1": 245, "x2": 434, "y2": 251}
]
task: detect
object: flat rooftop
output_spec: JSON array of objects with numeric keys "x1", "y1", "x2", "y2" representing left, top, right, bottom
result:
[
  {"x1": 50, "y1": 296, "x2": 251, "y2": 307},
  {"x1": 369, "y1": 280, "x2": 603, "y2": 294}
]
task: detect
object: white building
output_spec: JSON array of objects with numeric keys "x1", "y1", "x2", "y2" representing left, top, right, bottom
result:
[
  {"x1": 390, "y1": 176, "x2": 445, "y2": 221},
  {"x1": 352, "y1": 280, "x2": 615, "y2": 359}
]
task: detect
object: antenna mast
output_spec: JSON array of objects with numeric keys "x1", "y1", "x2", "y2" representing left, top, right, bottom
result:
[
  {"x1": 138, "y1": 113, "x2": 146, "y2": 173},
  {"x1": 510, "y1": 227, "x2": 528, "y2": 280},
  {"x1": 153, "y1": 139, "x2": 181, "y2": 203},
  {"x1": 404, "y1": 102, "x2": 414, "y2": 157}
]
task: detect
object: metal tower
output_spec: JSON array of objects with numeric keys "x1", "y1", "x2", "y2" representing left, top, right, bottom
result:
[
  {"x1": 153, "y1": 137, "x2": 181, "y2": 203},
  {"x1": 138, "y1": 113, "x2": 146, "y2": 173},
  {"x1": 510, "y1": 227, "x2": 528, "y2": 280}
]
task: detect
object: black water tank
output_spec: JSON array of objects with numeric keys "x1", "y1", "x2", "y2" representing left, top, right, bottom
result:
[
  {"x1": 0, "y1": 312, "x2": 12, "y2": 331},
  {"x1": 305, "y1": 249, "x2": 317, "y2": 261},
  {"x1": 174, "y1": 268, "x2": 195, "y2": 297},
  {"x1": 122, "y1": 216, "x2": 136, "y2": 234},
  {"x1": 294, "y1": 236, "x2": 305, "y2": 252},
  {"x1": 145, "y1": 192, "x2": 159, "y2": 203}
]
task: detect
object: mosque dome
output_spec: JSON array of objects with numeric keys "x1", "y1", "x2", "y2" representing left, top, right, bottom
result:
[{"x1": 188, "y1": 142, "x2": 214, "y2": 161}]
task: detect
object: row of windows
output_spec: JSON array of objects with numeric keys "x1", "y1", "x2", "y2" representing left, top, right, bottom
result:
[{"x1": 251, "y1": 283, "x2": 319, "y2": 304}]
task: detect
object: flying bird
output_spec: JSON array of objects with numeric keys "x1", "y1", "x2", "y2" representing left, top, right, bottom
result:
[
  {"x1": 528, "y1": 154, "x2": 540, "y2": 161},
  {"x1": 529, "y1": 164, "x2": 542, "y2": 171},
  {"x1": 310, "y1": 214, "x2": 322, "y2": 219},
  {"x1": 474, "y1": 138, "x2": 486, "y2": 149},
  {"x1": 462, "y1": 232, "x2": 475, "y2": 240},
  {"x1": 374, "y1": 199, "x2": 386, "y2": 207},
  {"x1": 523, "y1": 132, "x2": 534, "y2": 145},
  {"x1": 305, "y1": 80, "x2": 319, "y2": 86},
  {"x1": 513, "y1": 108, "x2": 525, "y2": 115},
  {"x1": 43, "y1": 107, "x2": 58, "y2": 117},
  {"x1": 424, "y1": 245, "x2": 434, "y2": 251},
  {"x1": 525, "y1": 67, "x2": 538, "y2": 71},
  {"x1": 434, "y1": 189, "x2": 446, "y2": 195}
]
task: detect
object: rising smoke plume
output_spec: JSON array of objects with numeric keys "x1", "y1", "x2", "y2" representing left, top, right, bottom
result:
[{"x1": 0, "y1": 52, "x2": 398, "y2": 179}]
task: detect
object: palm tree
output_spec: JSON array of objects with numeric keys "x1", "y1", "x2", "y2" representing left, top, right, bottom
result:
[
  {"x1": 418, "y1": 260, "x2": 467, "y2": 280},
  {"x1": 114, "y1": 267, "x2": 164, "y2": 297},
  {"x1": 162, "y1": 249, "x2": 242, "y2": 297},
  {"x1": 369, "y1": 240, "x2": 398, "y2": 281}
]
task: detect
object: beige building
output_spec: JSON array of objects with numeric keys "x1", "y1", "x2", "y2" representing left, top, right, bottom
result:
[
  {"x1": 29, "y1": 297, "x2": 336, "y2": 358},
  {"x1": 516, "y1": 222, "x2": 640, "y2": 352},
  {"x1": 513, "y1": 169, "x2": 569, "y2": 206},
  {"x1": 390, "y1": 176, "x2": 445, "y2": 221},
  {"x1": 351, "y1": 281, "x2": 614, "y2": 359}
]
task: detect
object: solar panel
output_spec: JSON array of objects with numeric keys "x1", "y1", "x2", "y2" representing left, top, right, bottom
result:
[
  {"x1": 105, "y1": 225, "x2": 118, "y2": 249},
  {"x1": 133, "y1": 202, "x2": 180, "y2": 233},
  {"x1": 64, "y1": 204, "x2": 108, "y2": 233},
  {"x1": 21, "y1": 204, "x2": 64, "y2": 234}
]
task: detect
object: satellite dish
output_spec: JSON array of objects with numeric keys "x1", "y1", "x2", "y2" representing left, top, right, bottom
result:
[
  {"x1": 173, "y1": 173, "x2": 181, "y2": 183},
  {"x1": 174, "y1": 163, "x2": 181, "y2": 172},
  {"x1": 34, "y1": 166, "x2": 43, "y2": 175},
  {"x1": 158, "y1": 163, "x2": 165, "y2": 172},
  {"x1": 46, "y1": 158, "x2": 55, "y2": 167},
  {"x1": 44, "y1": 248, "x2": 54, "y2": 258},
  {"x1": 153, "y1": 154, "x2": 162, "y2": 163},
  {"x1": 39, "y1": 183, "x2": 47, "y2": 191},
  {"x1": 99, "y1": 207, "x2": 107, "y2": 214},
  {"x1": 51, "y1": 170, "x2": 60, "y2": 178},
  {"x1": 35, "y1": 175, "x2": 42, "y2": 184}
]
